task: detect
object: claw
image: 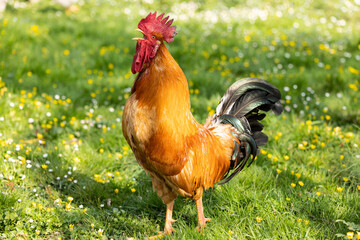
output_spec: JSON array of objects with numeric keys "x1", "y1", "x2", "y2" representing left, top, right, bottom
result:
[
  {"x1": 196, "y1": 217, "x2": 211, "y2": 232},
  {"x1": 149, "y1": 200, "x2": 176, "y2": 239},
  {"x1": 195, "y1": 197, "x2": 210, "y2": 232}
]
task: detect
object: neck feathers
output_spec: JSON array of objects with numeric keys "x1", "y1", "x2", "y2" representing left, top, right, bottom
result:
[{"x1": 132, "y1": 43, "x2": 190, "y2": 108}]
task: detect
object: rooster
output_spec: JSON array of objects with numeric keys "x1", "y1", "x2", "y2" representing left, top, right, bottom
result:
[{"x1": 122, "y1": 12, "x2": 283, "y2": 235}]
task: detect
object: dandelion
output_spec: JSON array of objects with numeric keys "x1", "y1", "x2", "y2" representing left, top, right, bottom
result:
[
  {"x1": 106, "y1": 172, "x2": 114, "y2": 178},
  {"x1": 64, "y1": 50, "x2": 70, "y2": 56},
  {"x1": 348, "y1": 66, "x2": 359, "y2": 75},
  {"x1": 295, "y1": 173, "x2": 301, "y2": 178},
  {"x1": 276, "y1": 169, "x2": 282, "y2": 174},
  {"x1": 291, "y1": 183, "x2": 296, "y2": 188},
  {"x1": 343, "y1": 177, "x2": 349, "y2": 182},
  {"x1": 298, "y1": 181, "x2": 304, "y2": 187},
  {"x1": 316, "y1": 192, "x2": 321, "y2": 196},
  {"x1": 286, "y1": 197, "x2": 291, "y2": 201},
  {"x1": 336, "y1": 187, "x2": 343, "y2": 193},
  {"x1": 244, "y1": 35, "x2": 251, "y2": 42},
  {"x1": 256, "y1": 216, "x2": 263, "y2": 223},
  {"x1": 67, "y1": 196, "x2": 73, "y2": 202},
  {"x1": 69, "y1": 224, "x2": 74, "y2": 231},
  {"x1": 42, "y1": 164, "x2": 48, "y2": 169},
  {"x1": 284, "y1": 155, "x2": 289, "y2": 161},
  {"x1": 114, "y1": 189, "x2": 119, "y2": 194},
  {"x1": 131, "y1": 188, "x2": 136, "y2": 193}
]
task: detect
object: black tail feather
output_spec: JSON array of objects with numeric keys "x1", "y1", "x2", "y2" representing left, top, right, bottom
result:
[{"x1": 214, "y1": 78, "x2": 282, "y2": 185}]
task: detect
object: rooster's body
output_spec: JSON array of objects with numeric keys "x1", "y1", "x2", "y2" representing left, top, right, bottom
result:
[{"x1": 122, "y1": 12, "x2": 282, "y2": 235}]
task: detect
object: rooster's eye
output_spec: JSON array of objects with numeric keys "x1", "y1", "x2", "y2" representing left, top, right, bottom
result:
[{"x1": 151, "y1": 35, "x2": 156, "y2": 39}]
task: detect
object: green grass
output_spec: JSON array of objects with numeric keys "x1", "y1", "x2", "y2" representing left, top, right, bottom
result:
[{"x1": 0, "y1": 0, "x2": 360, "y2": 239}]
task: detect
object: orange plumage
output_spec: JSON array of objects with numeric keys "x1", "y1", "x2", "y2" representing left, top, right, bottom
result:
[{"x1": 122, "y1": 12, "x2": 282, "y2": 235}]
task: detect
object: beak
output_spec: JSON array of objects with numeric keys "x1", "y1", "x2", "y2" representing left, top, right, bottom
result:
[
  {"x1": 132, "y1": 28, "x2": 145, "y2": 41},
  {"x1": 136, "y1": 28, "x2": 145, "y2": 34}
]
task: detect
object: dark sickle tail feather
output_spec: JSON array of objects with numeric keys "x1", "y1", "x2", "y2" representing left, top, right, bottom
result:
[{"x1": 213, "y1": 78, "x2": 283, "y2": 184}]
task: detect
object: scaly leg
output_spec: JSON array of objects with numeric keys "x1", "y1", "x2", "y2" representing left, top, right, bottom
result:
[
  {"x1": 196, "y1": 197, "x2": 211, "y2": 232},
  {"x1": 149, "y1": 200, "x2": 176, "y2": 239},
  {"x1": 164, "y1": 200, "x2": 176, "y2": 234}
]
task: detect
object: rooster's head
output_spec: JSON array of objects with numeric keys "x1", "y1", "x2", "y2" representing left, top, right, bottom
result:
[{"x1": 131, "y1": 11, "x2": 177, "y2": 74}]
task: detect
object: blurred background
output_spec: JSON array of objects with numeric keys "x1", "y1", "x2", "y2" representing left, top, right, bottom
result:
[{"x1": 0, "y1": 0, "x2": 359, "y2": 239}]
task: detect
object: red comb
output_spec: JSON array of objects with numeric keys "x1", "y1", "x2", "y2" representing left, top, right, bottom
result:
[{"x1": 138, "y1": 11, "x2": 177, "y2": 43}]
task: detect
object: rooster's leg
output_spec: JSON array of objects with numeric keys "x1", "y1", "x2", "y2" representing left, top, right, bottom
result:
[
  {"x1": 149, "y1": 200, "x2": 176, "y2": 239},
  {"x1": 196, "y1": 197, "x2": 211, "y2": 231},
  {"x1": 164, "y1": 200, "x2": 176, "y2": 234}
]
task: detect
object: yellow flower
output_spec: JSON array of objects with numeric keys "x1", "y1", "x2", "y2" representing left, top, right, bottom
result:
[
  {"x1": 106, "y1": 172, "x2": 113, "y2": 178},
  {"x1": 298, "y1": 181, "x2": 304, "y2": 187},
  {"x1": 348, "y1": 66, "x2": 359, "y2": 75},
  {"x1": 41, "y1": 164, "x2": 48, "y2": 169},
  {"x1": 343, "y1": 177, "x2": 349, "y2": 182},
  {"x1": 67, "y1": 196, "x2": 73, "y2": 202},
  {"x1": 286, "y1": 197, "x2": 291, "y2": 201},
  {"x1": 31, "y1": 25, "x2": 39, "y2": 34},
  {"x1": 304, "y1": 220, "x2": 309, "y2": 225},
  {"x1": 64, "y1": 49, "x2": 70, "y2": 56},
  {"x1": 316, "y1": 192, "x2": 321, "y2": 196},
  {"x1": 74, "y1": 157, "x2": 81, "y2": 163},
  {"x1": 69, "y1": 224, "x2": 74, "y2": 231},
  {"x1": 349, "y1": 83, "x2": 358, "y2": 91},
  {"x1": 98, "y1": 229, "x2": 103, "y2": 235},
  {"x1": 88, "y1": 79, "x2": 93, "y2": 85},
  {"x1": 256, "y1": 216, "x2": 263, "y2": 223},
  {"x1": 244, "y1": 35, "x2": 251, "y2": 42},
  {"x1": 291, "y1": 183, "x2": 296, "y2": 188},
  {"x1": 131, "y1": 188, "x2": 136, "y2": 193},
  {"x1": 65, "y1": 203, "x2": 71, "y2": 211},
  {"x1": 284, "y1": 155, "x2": 289, "y2": 161},
  {"x1": 114, "y1": 189, "x2": 119, "y2": 194},
  {"x1": 295, "y1": 173, "x2": 301, "y2": 179},
  {"x1": 347, "y1": 232, "x2": 354, "y2": 239},
  {"x1": 276, "y1": 169, "x2": 282, "y2": 174},
  {"x1": 356, "y1": 232, "x2": 360, "y2": 239},
  {"x1": 336, "y1": 187, "x2": 343, "y2": 193}
]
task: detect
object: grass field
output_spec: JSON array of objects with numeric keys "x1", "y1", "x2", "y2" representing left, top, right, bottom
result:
[{"x1": 1, "y1": 0, "x2": 360, "y2": 239}]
